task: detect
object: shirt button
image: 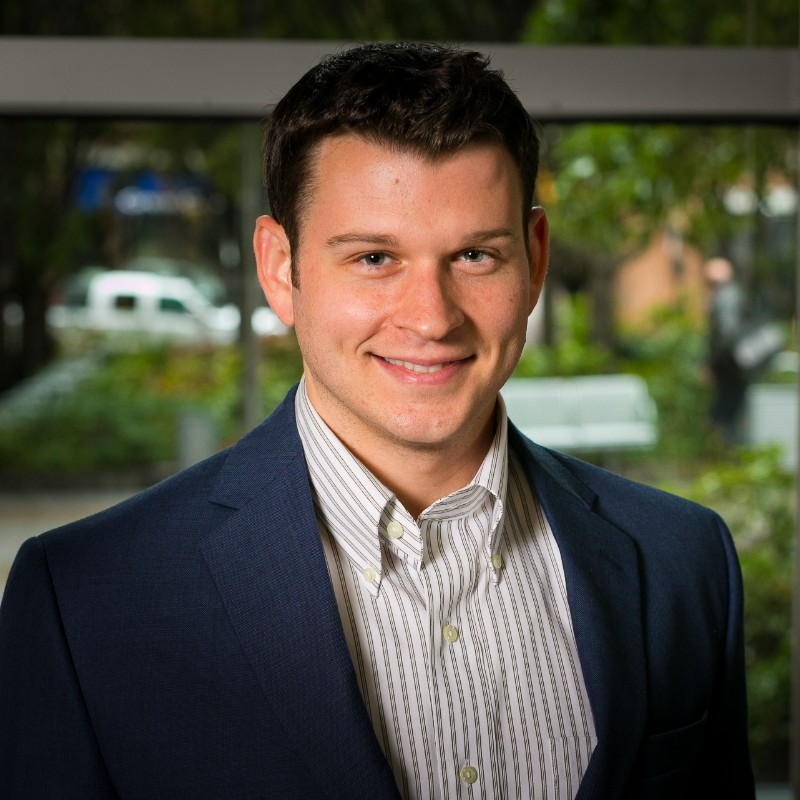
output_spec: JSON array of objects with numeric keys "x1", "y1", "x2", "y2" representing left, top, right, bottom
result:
[
  {"x1": 492, "y1": 553, "x2": 503, "y2": 570},
  {"x1": 459, "y1": 765, "x2": 479, "y2": 785},
  {"x1": 387, "y1": 521, "x2": 404, "y2": 539},
  {"x1": 442, "y1": 624, "x2": 459, "y2": 643},
  {"x1": 363, "y1": 566, "x2": 377, "y2": 584}
]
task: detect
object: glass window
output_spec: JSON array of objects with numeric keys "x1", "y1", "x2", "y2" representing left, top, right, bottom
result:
[
  {"x1": 113, "y1": 294, "x2": 137, "y2": 311},
  {"x1": 158, "y1": 297, "x2": 189, "y2": 314}
]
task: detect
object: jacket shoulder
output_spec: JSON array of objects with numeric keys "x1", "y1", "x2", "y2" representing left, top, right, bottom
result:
[
  {"x1": 510, "y1": 428, "x2": 732, "y2": 558},
  {"x1": 37, "y1": 386, "x2": 304, "y2": 562}
]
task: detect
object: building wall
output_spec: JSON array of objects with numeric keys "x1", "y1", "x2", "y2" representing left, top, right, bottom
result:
[{"x1": 614, "y1": 230, "x2": 707, "y2": 328}]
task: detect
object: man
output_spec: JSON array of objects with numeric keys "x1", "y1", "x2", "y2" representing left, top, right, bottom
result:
[
  {"x1": 704, "y1": 256, "x2": 749, "y2": 444},
  {"x1": 0, "y1": 43, "x2": 754, "y2": 799}
]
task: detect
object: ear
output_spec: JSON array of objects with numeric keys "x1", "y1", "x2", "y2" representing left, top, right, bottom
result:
[
  {"x1": 526, "y1": 206, "x2": 549, "y2": 314},
  {"x1": 253, "y1": 214, "x2": 295, "y2": 327}
]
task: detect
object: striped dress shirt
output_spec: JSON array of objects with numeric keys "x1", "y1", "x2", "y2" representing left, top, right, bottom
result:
[{"x1": 295, "y1": 379, "x2": 596, "y2": 799}]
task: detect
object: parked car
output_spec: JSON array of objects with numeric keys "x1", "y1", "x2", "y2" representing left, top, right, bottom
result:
[
  {"x1": 47, "y1": 269, "x2": 287, "y2": 346},
  {"x1": 123, "y1": 256, "x2": 228, "y2": 306}
]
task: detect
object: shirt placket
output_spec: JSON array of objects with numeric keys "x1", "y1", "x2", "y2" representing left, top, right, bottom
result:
[{"x1": 420, "y1": 510, "x2": 499, "y2": 799}]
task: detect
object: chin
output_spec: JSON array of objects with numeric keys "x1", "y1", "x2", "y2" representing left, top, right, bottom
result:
[{"x1": 388, "y1": 419, "x2": 476, "y2": 449}]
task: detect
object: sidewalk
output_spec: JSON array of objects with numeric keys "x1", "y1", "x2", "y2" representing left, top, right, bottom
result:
[{"x1": 0, "y1": 489, "x2": 134, "y2": 597}]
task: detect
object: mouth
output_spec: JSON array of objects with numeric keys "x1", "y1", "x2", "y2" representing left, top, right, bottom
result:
[
  {"x1": 379, "y1": 355, "x2": 474, "y2": 377},
  {"x1": 382, "y1": 357, "x2": 449, "y2": 374}
]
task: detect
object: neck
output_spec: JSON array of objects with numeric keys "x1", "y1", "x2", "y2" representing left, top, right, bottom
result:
[
  {"x1": 299, "y1": 378, "x2": 500, "y2": 518},
  {"x1": 345, "y1": 422, "x2": 496, "y2": 519}
]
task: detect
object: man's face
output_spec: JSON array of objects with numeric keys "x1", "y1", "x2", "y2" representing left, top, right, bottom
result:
[{"x1": 256, "y1": 134, "x2": 548, "y2": 466}]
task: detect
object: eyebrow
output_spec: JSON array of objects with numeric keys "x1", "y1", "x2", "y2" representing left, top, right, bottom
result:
[
  {"x1": 325, "y1": 233, "x2": 399, "y2": 250},
  {"x1": 463, "y1": 227, "x2": 519, "y2": 245},
  {"x1": 324, "y1": 228, "x2": 519, "y2": 250}
]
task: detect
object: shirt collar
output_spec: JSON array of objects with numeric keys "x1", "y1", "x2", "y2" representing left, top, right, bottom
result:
[
  {"x1": 421, "y1": 395, "x2": 508, "y2": 582},
  {"x1": 295, "y1": 376, "x2": 509, "y2": 595}
]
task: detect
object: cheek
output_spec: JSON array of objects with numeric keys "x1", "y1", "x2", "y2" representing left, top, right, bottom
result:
[
  {"x1": 482, "y1": 282, "x2": 529, "y2": 337},
  {"x1": 484, "y1": 289, "x2": 531, "y2": 368},
  {"x1": 294, "y1": 284, "x2": 387, "y2": 348},
  {"x1": 344, "y1": 293, "x2": 391, "y2": 329}
]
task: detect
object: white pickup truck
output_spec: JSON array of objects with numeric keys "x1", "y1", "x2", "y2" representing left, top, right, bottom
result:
[{"x1": 47, "y1": 270, "x2": 287, "y2": 346}]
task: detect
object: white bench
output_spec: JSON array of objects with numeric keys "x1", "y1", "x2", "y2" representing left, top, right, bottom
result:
[
  {"x1": 745, "y1": 351, "x2": 798, "y2": 471},
  {"x1": 501, "y1": 374, "x2": 658, "y2": 452}
]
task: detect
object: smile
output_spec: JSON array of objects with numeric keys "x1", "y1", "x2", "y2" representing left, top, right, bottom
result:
[{"x1": 382, "y1": 357, "x2": 449, "y2": 374}]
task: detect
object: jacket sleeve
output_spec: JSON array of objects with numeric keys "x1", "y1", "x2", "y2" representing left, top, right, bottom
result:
[
  {"x1": 693, "y1": 515, "x2": 755, "y2": 798},
  {"x1": 622, "y1": 513, "x2": 756, "y2": 800},
  {"x1": 0, "y1": 537, "x2": 119, "y2": 799}
]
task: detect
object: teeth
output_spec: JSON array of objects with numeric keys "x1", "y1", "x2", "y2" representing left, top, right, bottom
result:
[{"x1": 384, "y1": 357, "x2": 445, "y2": 374}]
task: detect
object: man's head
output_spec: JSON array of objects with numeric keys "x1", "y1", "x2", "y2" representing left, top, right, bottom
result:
[
  {"x1": 262, "y1": 42, "x2": 540, "y2": 277},
  {"x1": 704, "y1": 257, "x2": 735, "y2": 288},
  {"x1": 254, "y1": 43, "x2": 549, "y2": 490}
]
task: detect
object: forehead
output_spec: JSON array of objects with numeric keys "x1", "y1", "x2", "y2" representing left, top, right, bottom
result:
[{"x1": 298, "y1": 133, "x2": 524, "y2": 222}]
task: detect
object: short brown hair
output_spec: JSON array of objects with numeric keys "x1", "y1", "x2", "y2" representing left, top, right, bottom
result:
[{"x1": 263, "y1": 42, "x2": 540, "y2": 269}]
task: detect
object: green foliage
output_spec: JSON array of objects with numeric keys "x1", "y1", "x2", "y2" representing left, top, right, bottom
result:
[
  {"x1": 524, "y1": 0, "x2": 799, "y2": 45},
  {"x1": 1, "y1": 0, "x2": 537, "y2": 42},
  {"x1": 538, "y1": 122, "x2": 794, "y2": 265},
  {"x1": 0, "y1": 386, "x2": 175, "y2": 473},
  {"x1": 0, "y1": 339, "x2": 303, "y2": 474},
  {"x1": 515, "y1": 337, "x2": 611, "y2": 377},
  {"x1": 515, "y1": 298, "x2": 718, "y2": 462},
  {"x1": 259, "y1": 339, "x2": 305, "y2": 414},
  {"x1": 618, "y1": 305, "x2": 712, "y2": 460},
  {"x1": 515, "y1": 294, "x2": 613, "y2": 377},
  {"x1": 662, "y1": 448, "x2": 795, "y2": 780}
]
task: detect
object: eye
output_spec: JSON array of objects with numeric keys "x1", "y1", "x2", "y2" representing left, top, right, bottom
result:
[
  {"x1": 358, "y1": 252, "x2": 390, "y2": 267},
  {"x1": 460, "y1": 249, "x2": 489, "y2": 263}
]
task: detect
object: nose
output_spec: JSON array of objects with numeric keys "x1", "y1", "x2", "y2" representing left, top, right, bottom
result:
[{"x1": 391, "y1": 263, "x2": 465, "y2": 340}]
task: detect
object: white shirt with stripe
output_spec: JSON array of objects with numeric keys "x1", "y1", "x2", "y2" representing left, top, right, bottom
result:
[{"x1": 295, "y1": 379, "x2": 596, "y2": 799}]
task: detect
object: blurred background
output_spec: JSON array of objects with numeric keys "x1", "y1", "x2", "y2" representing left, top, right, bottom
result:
[{"x1": 0, "y1": 0, "x2": 797, "y2": 793}]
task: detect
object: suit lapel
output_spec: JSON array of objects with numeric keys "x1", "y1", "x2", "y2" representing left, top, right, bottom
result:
[
  {"x1": 200, "y1": 390, "x2": 399, "y2": 799},
  {"x1": 511, "y1": 429, "x2": 647, "y2": 799}
]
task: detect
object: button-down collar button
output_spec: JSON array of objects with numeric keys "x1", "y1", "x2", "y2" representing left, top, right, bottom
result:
[
  {"x1": 363, "y1": 566, "x2": 377, "y2": 584},
  {"x1": 442, "y1": 624, "x2": 459, "y2": 643},
  {"x1": 459, "y1": 765, "x2": 479, "y2": 785},
  {"x1": 491, "y1": 553, "x2": 503, "y2": 570},
  {"x1": 387, "y1": 521, "x2": 404, "y2": 539}
]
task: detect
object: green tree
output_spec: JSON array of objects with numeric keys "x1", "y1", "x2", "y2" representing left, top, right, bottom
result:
[
  {"x1": 522, "y1": 0, "x2": 798, "y2": 345},
  {"x1": 524, "y1": 0, "x2": 798, "y2": 46}
]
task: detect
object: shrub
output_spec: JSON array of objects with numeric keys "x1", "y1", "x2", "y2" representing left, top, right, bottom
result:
[{"x1": 0, "y1": 338, "x2": 303, "y2": 474}]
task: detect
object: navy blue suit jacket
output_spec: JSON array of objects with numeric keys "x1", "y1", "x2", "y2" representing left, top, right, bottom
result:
[{"x1": 0, "y1": 386, "x2": 754, "y2": 799}]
